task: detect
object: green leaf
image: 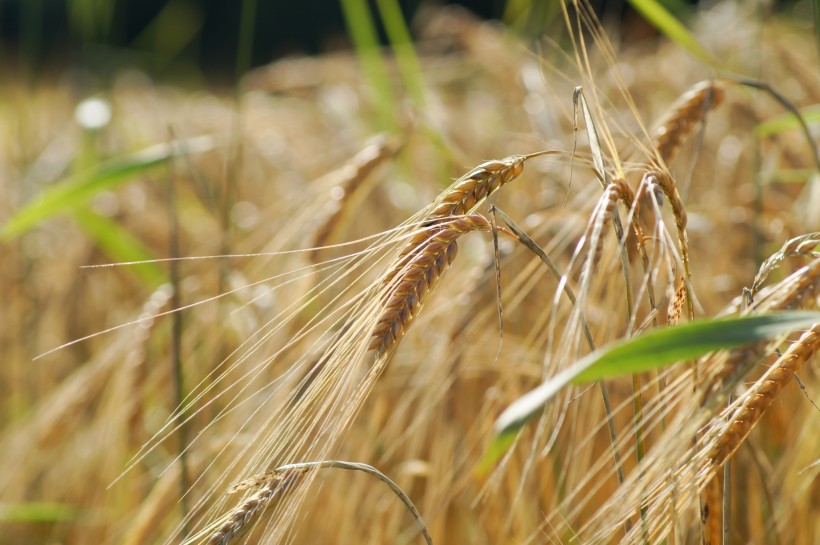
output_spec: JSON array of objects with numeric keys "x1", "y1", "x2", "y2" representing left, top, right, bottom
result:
[
  {"x1": 1, "y1": 136, "x2": 214, "y2": 241},
  {"x1": 763, "y1": 169, "x2": 817, "y2": 185},
  {"x1": 73, "y1": 209, "x2": 168, "y2": 288},
  {"x1": 340, "y1": 0, "x2": 397, "y2": 131},
  {"x1": 755, "y1": 105, "x2": 820, "y2": 138},
  {"x1": 481, "y1": 312, "x2": 820, "y2": 470},
  {"x1": 0, "y1": 502, "x2": 84, "y2": 523},
  {"x1": 376, "y1": 0, "x2": 426, "y2": 107},
  {"x1": 627, "y1": 0, "x2": 718, "y2": 68}
]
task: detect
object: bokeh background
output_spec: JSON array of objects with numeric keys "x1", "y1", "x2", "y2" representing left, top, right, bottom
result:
[{"x1": 4, "y1": 0, "x2": 812, "y2": 83}]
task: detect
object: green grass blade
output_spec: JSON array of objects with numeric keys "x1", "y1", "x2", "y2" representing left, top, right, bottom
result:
[
  {"x1": 73, "y1": 209, "x2": 168, "y2": 289},
  {"x1": 814, "y1": 0, "x2": 820, "y2": 68},
  {"x1": 755, "y1": 105, "x2": 820, "y2": 138},
  {"x1": 481, "y1": 311, "x2": 820, "y2": 470},
  {"x1": 1, "y1": 136, "x2": 214, "y2": 241},
  {"x1": 375, "y1": 0, "x2": 426, "y2": 107},
  {"x1": 763, "y1": 169, "x2": 816, "y2": 185},
  {"x1": 0, "y1": 502, "x2": 84, "y2": 523},
  {"x1": 236, "y1": 0, "x2": 258, "y2": 78},
  {"x1": 627, "y1": 0, "x2": 718, "y2": 68},
  {"x1": 340, "y1": 0, "x2": 398, "y2": 131}
]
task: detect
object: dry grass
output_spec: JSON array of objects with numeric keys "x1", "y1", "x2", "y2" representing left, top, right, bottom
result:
[{"x1": 2, "y1": 2, "x2": 819, "y2": 545}]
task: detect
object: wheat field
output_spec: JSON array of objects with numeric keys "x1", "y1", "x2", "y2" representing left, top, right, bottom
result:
[{"x1": 2, "y1": 2, "x2": 819, "y2": 545}]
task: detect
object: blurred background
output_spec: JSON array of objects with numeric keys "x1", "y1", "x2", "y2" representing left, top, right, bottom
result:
[
  {"x1": 3, "y1": 0, "x2": 813, "y2": 85},
  {"x1": 2, "y1": 1, "x2": 819, "y2": 544}
]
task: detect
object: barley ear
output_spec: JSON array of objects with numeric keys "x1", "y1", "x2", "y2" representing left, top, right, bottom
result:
[
  {"x1": 207, "y1": 470, "x2": 305, "y2": 545},
  {"x1": 709, "y1": 323, "x2": 820, "y2": 468},
  {"x1": 370, "y1": 215, "x2": 493, "y2": 355},
  {"x1": 652, "y1": 80, "x2": 726, "y2": 165}
]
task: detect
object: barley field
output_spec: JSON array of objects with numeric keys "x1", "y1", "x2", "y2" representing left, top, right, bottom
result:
[{"x1": 2, "y1": 2, "x2": 819, "y2": 545}]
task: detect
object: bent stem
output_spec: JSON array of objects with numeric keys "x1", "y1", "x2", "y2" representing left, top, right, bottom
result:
[{"x1": 274, "y1": 461, "x2": 433, "y2": 545}]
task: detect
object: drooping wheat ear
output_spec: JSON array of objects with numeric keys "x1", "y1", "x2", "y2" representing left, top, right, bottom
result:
[
  {"x1": 652, "y1": 80, "x2": 726, "y2": 165},
  {"x1": 369, "y1": 214, "x2": 493, "y2": 355},
  {"x1": 751, "y1": 231, "x2": 820, "y2": 296},
  {"x1": 429, "y1": 152, "x2": 549, "y2": 218},
  {"x1": 367, "y1": 152, "x2": 549, "y2": 354},
  {"x1": 644, "y1": 169, "x2": 687, "y2": 233},
  {"x1": 702, "y1": 257, "x2": 820, "y2": 400},
  {"x1": 583, "y1": 178, "x2": 633, "y2": 270},
  {"x1": 709, "y1": 323, "x2": 820, "y2": 468},
  {"x1": 643, "y1": 169, "x2": 692, "y2": 317},
  {"x1": 207, "y1": 469, "x2": 304, "y2": 545},
  {"x1": 312, "y1": 134, "x2": 401, "y2": 258},
  {"x1": 750, "y1": 256, "x2": 820, "y2": 313}
]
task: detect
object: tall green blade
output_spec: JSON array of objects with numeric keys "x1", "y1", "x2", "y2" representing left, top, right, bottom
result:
[
  {"x1": 755, "y1": 105, "x2": 820, "y2": 138},
  {"x1": 0, "y1": 502, "x2": 84, "y2": 523},
  {"x1": 340, "y1": 0, "x2": 398, "y2": 131},
  {"x1": 627, "y1": 0, "x2": 718, "y2": 68},
  {"x1": 480, "y1": 312, "x2": 820, "y2": 471},
  {"x1": 73, "y1": 209, "x2": 167, "y2": 288},
  {"x1": 2, "y1": 136, "x2": 213, "y2": 240}
]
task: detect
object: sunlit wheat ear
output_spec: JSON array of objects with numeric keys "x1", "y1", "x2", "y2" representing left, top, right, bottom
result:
[
  {"x1": 749, "y1": 256, "x2": 820, "y2": 314},
  {"x1": 369, "y1": 214, "x2": 493, "y2": 355},
  {"x1": 429, "y1": 152, "x2": 553, "y2": 218},
  {"x1": 206, "y1": 469, "x2": 305, "y2": 545},
  {"x1": 651, "y1": 80, "x2": 726, "y2": 165},
  {"x1": 641, "y1": 169, "x2": 693, "y2": 316},
  {"x1": 577, "y1": 178, "x2": 635, "y2": 284},
  {"x1": 367, "y1": 151, "x2": 551, "y2": 355},
  {"x1": 311, "y1": 134, "x2": 401, "y2": 259},
  {"x1": 571, "y1": 258, "x2": 820, "y2": 545},
  {"x1": 709, "y1": 323, "x2": 820, "y2": 469},
  {"x1": 702, "y1": 257, "x2": 820, "y2": 402},
  {"x1": 751, "y1": 231, "x2": 820, "y2": 297}
]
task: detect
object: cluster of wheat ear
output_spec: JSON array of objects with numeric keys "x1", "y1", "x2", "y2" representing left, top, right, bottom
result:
[
  {"x1": 188, "y1": 26, "x2": 820, "y2": 540},
  {"x1": 5, "y1": 3, "x2": 819, "y2": 545}
]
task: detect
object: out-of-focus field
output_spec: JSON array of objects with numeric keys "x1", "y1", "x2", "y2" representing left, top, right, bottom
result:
[{"x1": 1, "y1": 2, "x2": 818, "y2": 545}]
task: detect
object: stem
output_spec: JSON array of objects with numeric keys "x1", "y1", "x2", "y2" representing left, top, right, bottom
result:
[{"x1": 275, "y1": 461, "x2": 433, "y2": 545}]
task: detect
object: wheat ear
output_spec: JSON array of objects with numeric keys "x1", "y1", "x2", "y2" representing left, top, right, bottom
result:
[
  {"x1": 652, "y1": 80, "x2": 726, "y2": 165},
  {"x1": 429, "y1": 152, "x2": 552, "y2": 218},
  {"x1": 709, "y1": 323, "x2": 820, "y2": 468},
  {"x1": 207, "y1": 469, "x2": 304, "y2": 545},
  {"x1": 751, "y1": 232, "x2": 820, "y2": 296},
  {"x1": 369, "y1": 214, "x2": 493, "y2": 355},
  {"x1": 369, "y1": 152, "x2": 550, "y2": 354},
  {"x1": 642, "y1": 169, "x2": 693, "y2": 320},
  {"x1": 703, "y1": 257, "x2": 820, "y2": 400}
]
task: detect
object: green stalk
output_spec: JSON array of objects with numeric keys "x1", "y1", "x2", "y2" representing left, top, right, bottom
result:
[
  {"x1": 375, "y1": 0, "x2": 425, "y2": 107},
  {"x1": 341, "y1": 0, "x2": 398, "y2": 131}
]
